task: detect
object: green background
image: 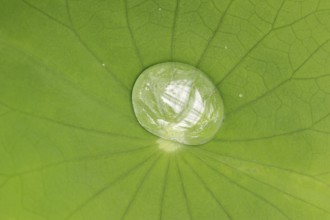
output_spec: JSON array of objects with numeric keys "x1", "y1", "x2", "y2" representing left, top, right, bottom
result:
[{"x1": 0, "y1": 0, "x2": 330, "y2": 219}]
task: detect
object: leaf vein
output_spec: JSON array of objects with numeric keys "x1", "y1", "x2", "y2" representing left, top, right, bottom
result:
[
  {"x1": 124, "y1": 0, "x2": 145, "y2": 68},
  {"x1": 65, "y1": 152, "x2": 159, "y2": 220},
  {"x1": 182, "y1": 156, "x2": 233, "y2": 220},
  {"x1": 175, "y1": 157, "x2": 194, "y2": 220},
  {"x1": 190, "y1": 152, "x2": 292, "y2": 220},
  {"x1": 196, "y1": 0, "x2": 235, "y2": 67},
  {"x1": 121, "y1": 155, "x2": 161, "y2": 220},
  {"x1": 198, "y1": 151, "x2": 330, "y2": 215},
  {"x1": 65, "y1": 0, "x2": 129, "y2": 91},
  {"x1": 226, "y1": 38, "x2": 330, "y2": 116},
  {"x1": 159, "y1": 158, "x2": 171, "y2": 220}
]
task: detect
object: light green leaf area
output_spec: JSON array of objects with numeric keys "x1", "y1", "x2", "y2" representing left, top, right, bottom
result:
[{"x1": 0, "y1": 0, "x2": 330, "y2": 219}]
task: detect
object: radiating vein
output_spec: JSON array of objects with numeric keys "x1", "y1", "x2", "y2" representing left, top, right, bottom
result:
[
  {"x1": 65, "y1": 0, "x2": 130, "y2": 91},
  {"x1": 21, "y1": 0, "x2": 71, "y2": 29},
  {"x1": 170, "y1": 0, "x2": 180, "y2": 61},
  {"x1": 214, "y1": 112, "x2": 330, "y2": 142},
  {"x1": 0, "y1": 147, "x2": 155, "y2": 208},
  {"x1": 6, "y1": 146, "x2": 154, "y2": 180},
  {"x1": 196, "y1": 148, "x2": 330, "y2": 189},
  {"x1": 216, "y1": 0, "x2": 284, "y2": 86},
  {"x1": 196, "y1": 151, "x2": 330, "y2": 215},
  {"x1": 182, "y1": 157, "x2": 233, "y2": 220},
  {"x1": 124, "y1": 0, "x2": 144, "y2": 68},
  {"x1": 175, "y1": 156, "x2": 193, "y2": 220},
  {"x1": 0, "y1": 100, "x2": 144, "y2": 140},
  {"x1": 272, "y1": 9, "x2": 330, "y2": 31},
  {"x1": 0, "y1": 40, "x2": 134, "y2": 120},
  {"x1": 216, "y1": 7, "x2": 330, "y2": 87},
  {"x1": 214, "y1": 127, "x2": 309, "y2": 142},
  {"x1": 22, "y1": 0, "x2": 130, "y2": 92},
  {"x1": 226, "y1": 38, "x2": 330, "y2": 116},
  {"x1": 121, "y1": 155, "x2": 161, "y2": 220},
  {"x1": 65, "y1": 152, "x2": 159, "y2": 220},
  {"x1": 196, "y1": 0, "x2": 234, "y2": 67},
  {"x1": 189, "y1": 152, "x2": 292, "y2": 220},
  {"x1": 159, "y1": 157, "x2": 171, "y2": 220},
  {"x1": 22, "y1": 0, "x2": 128, "y2": 91},
  {"x1": 270, "y1": 0, "x2": 285, "y2": 27}
]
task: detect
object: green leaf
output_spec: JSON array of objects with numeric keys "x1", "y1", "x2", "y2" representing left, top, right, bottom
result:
[{"x1": 0, "y1": 0, "x2": 330, "y2": 219}]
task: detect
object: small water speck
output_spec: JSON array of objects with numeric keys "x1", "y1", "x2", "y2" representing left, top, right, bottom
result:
[
  {"x1": 224, "y1": 45, "x2": 228, "y2": 49},
  {"x1": 158, "y1": 7, "x2": 162, "y2": 11},
  {"x1": 238, "y1": 93, "x2": 243, "y2": 98},
  {"x1": 102, "y1": 63, "x2": 106, "y2": 67}
]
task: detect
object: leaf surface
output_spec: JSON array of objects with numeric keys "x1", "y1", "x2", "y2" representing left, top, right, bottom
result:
[{"x1": 0, "y1": 0, "x2": 330, "y2": 219}]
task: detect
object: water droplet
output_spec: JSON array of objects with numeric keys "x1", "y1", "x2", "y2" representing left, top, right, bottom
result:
[
  {"x1": 224, "y1": 45, "x2": 228, "y2": 49},
  {"x1": 102, "y1": 63, "x2": 106, "y2": 67},
  {"x1": 158, "y1": 7, "x2": 162, "y2": 11},
  {"x1": 239, "y1": 93, "x2": 243, "y2": 98},
  {"x1": 132, "y1": 62, "x2": 225, "y2": 146}
]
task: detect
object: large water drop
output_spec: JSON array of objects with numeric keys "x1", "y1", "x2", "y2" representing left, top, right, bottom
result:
[{"x1": 132, "y1": 62, "x2": 224, "y2": 145}]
